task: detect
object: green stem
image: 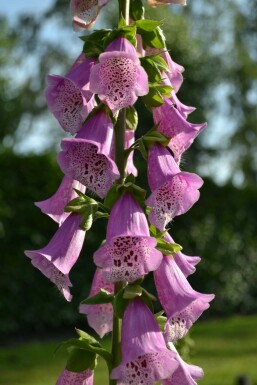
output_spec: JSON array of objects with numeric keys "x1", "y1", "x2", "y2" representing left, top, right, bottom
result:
[{"x1": 110, "y1": 2, "x2": 130, "y2": 383}]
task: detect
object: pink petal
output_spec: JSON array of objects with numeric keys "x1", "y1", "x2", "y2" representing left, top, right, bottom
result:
[
  {"x1": 35, "y1": 176, "x2": 86, "y2": 226},
  {"x1": 94, "y1": 235, "x2": 162, "y2": 283},
  {"x1": 79, "y1": 268, "x2": 114, "y2": 338}
]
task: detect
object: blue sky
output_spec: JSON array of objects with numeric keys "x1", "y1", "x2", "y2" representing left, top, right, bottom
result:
[{"x1": 0, "y1": 1, "x2": 237, "y2": 184}]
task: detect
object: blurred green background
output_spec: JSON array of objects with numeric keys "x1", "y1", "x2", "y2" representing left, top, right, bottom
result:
[{"x1": 0, "y1": 0, "x2": 257, "y2": 384}]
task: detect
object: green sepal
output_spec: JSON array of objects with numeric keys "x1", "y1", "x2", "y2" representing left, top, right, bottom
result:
[
  {"x1": 118, "y1": 15, "x2": 127, "y2": 28},
  {"x1": 123, "y1": 283, "x2": 143, "y2": 299},
  {"x1": 156, "y1": 238, "x2": 182, "y2": 256},
  {"x1": 154, "y1": 312, "x2": 167, "y2": 332},
  {"x1": 149, "y1": 225, "x2": 169, "y2": 239},
  {"x1": 130, "y1": 0, "x2": 145, "y2": 21},
  {"x1": 118, "y1": 178, "x2": 146, "y2": 209},
  {"x1": 93, "y1": 211, "x2": 109, "y2": 222},
  {"x1": 80, "y1": 289, "x2": 114, "y2": 305},
  {"x1": 64, "y1": 192, "x2": 98, "y2": 214},
  {"x1": 66, "y1": 347, "x2": 97, "y2": 372},
  {"x1": 103, "y1": 25, "x2": 137, "y2": 49},
  {"x1": 113, "y1": 287, "x2": 129, "y2": 319},
  {"x1": 126, "y1": 106, "x2": 138, "y2": 131},
  {"x1": 80, "y1": 204, "x2": 98, "y2": 231},
  {"x1": 142, "y1": 125, "x2": 170, "y2": 147}
]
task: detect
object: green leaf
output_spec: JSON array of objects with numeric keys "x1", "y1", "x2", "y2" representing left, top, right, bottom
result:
[
  {"x1": 142, "y1": 127, "x2": 170, "y2": 147},
  {"x1": 139, "y1": 29, "x2": 165, "y2": 50},
  {"x1": 123, "y1": 284, "x2": 142, "y2": 299},
  {"x1": 126, "y1": 106, "x2": 138, "y2": 131},
  {"x1": 118, "y1": 16, "x2": 127, "y2": 28},
  {"x1": 103, "y1": 25, "x2": 137, "y2": 49},
  {"x1": 113, "y1": 287, "x2": 129, "y2": 319},
  {"x1": 136, "y1": 19, "x2": 161, "y2": 32},
  {"x1": 141, "y1": 87, "x2": 164, "y2": 109},
  {"x1": 156, "y1": 238, "x2": 182, "y2": 256},
  {"x1": 66, "y1": 348, "x2": 96, "y2": 372},
  {"x1": 140, "y1": 57, "x2": 163, "y2": 82},
  {"x1": 130, "y1": 0, "x2": 145, "y2": 21},
  {"x1": 75, "y1": 329, "x2": 100, "y2": 345},
  {"x1": 104, "y1": 184, "x2": 122, "y2": 210},
  {"x1": 81, "y1": 289, "x2": 114, "y2": 305},
  {"x1": 81, "y1": 29, "x2": 111, "y2": 58},
  {"x1": 140, "y1": 288, "x2": 155, "y2": 312},
  {"x1": 137, "y1": 139, "x2": 148, "y2": 159}
]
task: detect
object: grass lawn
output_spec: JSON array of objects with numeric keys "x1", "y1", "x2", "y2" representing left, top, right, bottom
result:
[{"x1": 0, "y1": 315, "x2": 256, "y2": 385}]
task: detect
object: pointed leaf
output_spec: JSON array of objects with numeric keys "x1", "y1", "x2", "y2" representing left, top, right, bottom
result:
[
  {"x1": 66, "y1": 348, "x2": 97, "y2": 372},
  {"x1": 81, "y1": 289, "x2": 114, "y2": 305},
  {"x1": 126, "y1": 106, "x2": 138, "y2": 130}
]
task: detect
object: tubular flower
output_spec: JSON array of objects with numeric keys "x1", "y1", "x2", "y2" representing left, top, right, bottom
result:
[
  {"x1": 111, "y1": 298, "x2": 179, "y2": 385},
  {"x1": 70, "y1": 0, "x2": 108, "y2": 31},
  {"x1": 89, "y1": 37, "x2": 149, "y2": 113},
  {"x1": 25, "y1": 213, "x2": 85, "y2": 301},
  {"x1": 154, "y1": 256, "x2": 214, "y2": 342},
  {"x1": 94, "y1": 192, "x2": 163, "y2": 283},
  {"x1": 45, "y1": 53, "x2": 95, "y2": 135},
  {"x1": 58, "y1": 110, "x2": 120, "y2": 199},
  {"x1": 165, "y1": 233, "x2": 201, "y2": 277},
  {"x1": 79, "y1": 268, "x2": 114, "y2": 338},
  {"x1": 162, "y1": 343, "x2": 204, "y2": 385},
  {"x1": 148, "y1": 0, "x2": 186, "y2": 7},
  {"x1": 146, "y1": 144, "x2": 203, "y2": 231},
  {"x1": 153, "y1": 99, "x2": 207, "y2": 163},
  {"x1": 56, "y1": 368, "x2": 94, "y2": 385},
  {"x1": 35, "y1": 176, "x2": 86, "y2": 226}
]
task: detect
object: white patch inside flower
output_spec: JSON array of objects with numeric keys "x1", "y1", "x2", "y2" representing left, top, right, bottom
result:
[
  {"x1": 105, "y1": 236, "x2": 153, "y2": 282},
  {"x1": 54, "y1": 79, "x2": 83, "y2": 134},
  {"x1": 99, "y1": 57, "x2": 137, "y2": 110},
  {"x1": 121, "y1": 352, "x2": 172, "y2": 385},
  {"x1": 64, "y1": 142, "x2": 115, "y2": 198},
  {"x1": 165, "y1": 316, "x2": 187, "y2": 342},
  {"x1": 153, "y1": 176, "x2": 187, "y2": 227}
]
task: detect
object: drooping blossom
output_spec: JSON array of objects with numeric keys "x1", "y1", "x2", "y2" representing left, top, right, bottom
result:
[
  {"x1": 56, "y1": 368, "x2": 94, "y2": 385},
  {"x1": 35, "y1": 176, "x2": 86, "y2": 226},
  {"x1": 154, "y1": 255, "x2": 214, "y2": 341},
  {"x1": 79, "y1": 268, "x2": 114, "y2": 338},
  {"x1": 70, "y1": 0, "x2": 108, "y2": 31},
  {"x1": 58, "y1": 110, "x2": 120, "y2": 199},
  {"x1": 111, "y1": 298, "x2": 179, "y2": 385},
  {"x1": 25, "y1": 213, "x2": 85, "y2": 301},
  {"x1": 89, "y1": 37, "x2": 149, "y2": 113},
  {"x1": 146, "y1": 144, "x2": 203, "y2": 230},
  {"x1": 153, "y1": 98, "x2": 206, "y2": 163},
  {"x1": 45, "y1": 53, "x2": 95, "y2": 135},
  {"x1": 165, "y1": 233, "x2": 201, "y2": 277},
  {"x1": 148, "y1": 0, "x2": 187, "y2": 7},
  {"x1": 94, "y1": 192, "x2": 163, "y2": 283},
  {"x1": 162, "y1": 342, "x2": 204, "y2": 385}
]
